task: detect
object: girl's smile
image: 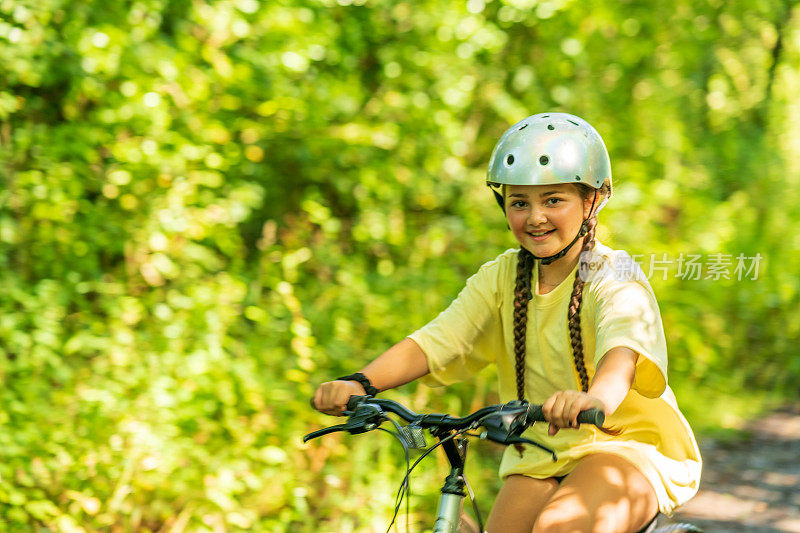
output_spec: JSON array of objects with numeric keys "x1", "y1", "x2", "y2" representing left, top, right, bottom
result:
[{"x1": 528, "y1": 229, "x2": 556, "y2": 241}]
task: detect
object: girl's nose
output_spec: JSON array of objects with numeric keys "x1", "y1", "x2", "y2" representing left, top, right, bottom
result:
[{"x1": 527, "y1": 208, "x2": 547, "y2": 226}]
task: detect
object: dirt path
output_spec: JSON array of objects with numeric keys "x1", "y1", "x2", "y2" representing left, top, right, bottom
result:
[{"x1": 662, "y1": 405, "x2": 800, "y2": 532}]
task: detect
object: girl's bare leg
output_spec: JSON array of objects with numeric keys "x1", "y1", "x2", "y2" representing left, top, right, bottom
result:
[
  {"x1": 531, "y1": 454, "x2": 658, "y2": 533},
  {"x1": 485, "y1": 475, "x2": 560, "y2": 533}
]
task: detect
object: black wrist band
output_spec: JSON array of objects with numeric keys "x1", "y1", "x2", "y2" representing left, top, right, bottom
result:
[{"x1": 336, "y1": 372, "x2": 379, "y2": 396}]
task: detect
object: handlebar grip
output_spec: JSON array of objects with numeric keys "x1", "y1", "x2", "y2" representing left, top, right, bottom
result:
[
  {"x1": 526, "y1": 404, "x2": 546, "y2": 422},
  {"x1": 346, "y1": 395, "x2": 369, "y2": 411},
  {"x1": 526, "y1": 405, "x2": 605, "y2": 427},
  {"x1": 576, "y1": 408, "x2": 605, "y2": 427}
]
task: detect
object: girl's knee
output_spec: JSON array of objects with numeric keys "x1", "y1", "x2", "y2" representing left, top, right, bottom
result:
[
  {"x1": 532, "y1": 498, "x2": 652, "y2": 533},
  {"x1": 486, "y1": 476, "x2": 560, "y2": 533},
  {"x1": 531, "y1": 499, "x2": 592, "y2": 533}
]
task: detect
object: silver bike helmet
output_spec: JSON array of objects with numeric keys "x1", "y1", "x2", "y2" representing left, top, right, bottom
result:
[{"x1": 486, "y1": 112, "x2": 613, "y2": 263}]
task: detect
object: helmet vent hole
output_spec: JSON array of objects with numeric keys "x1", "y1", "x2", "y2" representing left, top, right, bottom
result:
[
  {"x1": 567, "y1": 119, "x2": 579, "y2": 126},
  {"x1": 518, "y1": 124, "x2": 528, "y2": 131},
  {"x1": 506, "y1": 154, "x2": 515, "y2": 165},
  {"x1": 575, "y1": 175, "x2": 581, "y2": 181},
  {"x1": 539, "y1": 155, "x2": 549, "y2": 166},
  {"x1": 547, "y1": 124, "x2": 554, "y2": 130},
  {"x1": 541, "y1": 115, "x2": 550, "y2": 118}
]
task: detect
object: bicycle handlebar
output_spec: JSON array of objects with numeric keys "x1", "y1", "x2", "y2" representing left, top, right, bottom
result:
[
  {"x1": 344, "y1": 396, "x2": 604, "y2": 428},
  {"x1": 303, "y1": 396, "x2": 605, "y2": 445}
]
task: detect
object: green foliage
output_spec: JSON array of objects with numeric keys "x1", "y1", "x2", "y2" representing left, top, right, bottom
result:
[{"x1": 1, "y1": 0, "x2": 799, "y2": 530}]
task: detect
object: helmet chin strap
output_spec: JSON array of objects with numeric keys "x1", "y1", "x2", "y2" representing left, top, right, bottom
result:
[{"x1": 532, "y1": 190, "x2": 599, "y2": 266}]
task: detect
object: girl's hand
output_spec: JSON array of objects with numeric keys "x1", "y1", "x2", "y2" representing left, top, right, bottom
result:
[
  {"x1": 542, "y1": 390, "x2": 606, "y2": 436},
  {"x1": 311, "y1": 380, "x2": 367, "y2": 416}
]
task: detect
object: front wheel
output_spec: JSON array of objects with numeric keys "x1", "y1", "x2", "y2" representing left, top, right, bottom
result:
[{"x1": 651, "y1": 524, "x2": 704, "y2": 533}]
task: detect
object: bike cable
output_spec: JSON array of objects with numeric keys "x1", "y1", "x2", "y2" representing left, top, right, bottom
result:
[
  {"x1": 462, "y1": 473, "x2": 484, "y2": 533},
  {"x1": 379, "y1": 419, "x2": 411, "y2": 533},
  {"x1": 387, "y1": 427, "x2": 470, "y2": 533}
]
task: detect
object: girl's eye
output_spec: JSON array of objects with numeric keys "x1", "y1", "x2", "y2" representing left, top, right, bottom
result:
[
  {"x1": 509, "y1": 200, "x2": 527, "y2": 208},
  {"x1": 545, "y1": 197, "x2": 563, "y2": 206}
]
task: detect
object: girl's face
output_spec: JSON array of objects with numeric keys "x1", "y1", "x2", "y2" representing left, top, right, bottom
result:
[{"x1": 504, "y1": 184, "x2": 595, "y2": 257}]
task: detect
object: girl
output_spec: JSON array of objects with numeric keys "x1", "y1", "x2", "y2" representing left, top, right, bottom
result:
[{"x1": 312, "y1": 113, "x2": 701, "y2": 533}]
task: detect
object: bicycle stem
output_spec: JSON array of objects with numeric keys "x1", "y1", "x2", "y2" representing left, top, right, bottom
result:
[{"x1": 434, "y1": 436, "x2": 469, "y2": 533}]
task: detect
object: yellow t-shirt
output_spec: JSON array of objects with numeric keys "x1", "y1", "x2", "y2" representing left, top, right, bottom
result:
[{"x1": 408, "y1": 243, "x2": 701, "y2": 515}]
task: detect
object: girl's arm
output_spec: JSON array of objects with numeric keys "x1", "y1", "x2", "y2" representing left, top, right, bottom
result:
[
  {"x1": 312, "y1": 338, "x2": 430, "y2": 416},
  {"x1": 587, "y1": 346, "x2": 637, "y2": 414},
  {"x1": 543, "y1": 346, "x2": 637, "y2": 434}
]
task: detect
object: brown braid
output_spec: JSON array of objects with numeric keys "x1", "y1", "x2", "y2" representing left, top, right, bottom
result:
[
  {"x1": 512, "y1": 247, "x2": 535, "y2": 401},
  {"x1": 568, "y1": 217, "x2": 597, "y2": 392},
  {"x1": 511, "y1": 247, "x2": 534, "y2": 455}
]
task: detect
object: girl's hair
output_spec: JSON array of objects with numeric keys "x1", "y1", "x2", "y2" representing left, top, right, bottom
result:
[
  {"x1": 567, "y1": 215, "x2": 597, "y2": 392},
  {"x1": 513, "y1": 246, "x2": 535, "y2": 402},
  {"x1": 511, "y1": 183, "x2": 621, "y2": 436}
]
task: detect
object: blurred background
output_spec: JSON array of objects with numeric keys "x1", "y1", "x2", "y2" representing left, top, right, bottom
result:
[{"x1": 1, "y1": 0, "x2": 799, "y2": 531}]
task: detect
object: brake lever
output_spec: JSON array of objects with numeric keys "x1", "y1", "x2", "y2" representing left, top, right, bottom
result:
[
  {"x1": 303, "y1": 424, "x2": 352, "y2": 442},
  {"x1": 302, "y1": 403, "x2": 386, "y2": 443},
  {"x1": 504, "y1": 435, "x2": 557, "y2": 461},
  {"x1": 479, "y1": 426, "x2": 557, "y2": 461},
  {"x1": 476, "y1": 403, "x2": 558, "y2": 461}
]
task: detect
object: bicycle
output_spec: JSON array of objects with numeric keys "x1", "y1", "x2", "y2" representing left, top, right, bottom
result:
[{"x1": 304, "y1": 396, "x2": 703, "y2": 533}]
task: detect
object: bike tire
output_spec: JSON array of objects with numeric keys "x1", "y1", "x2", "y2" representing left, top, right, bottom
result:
[{"x1": 651, "y1": 524, "x2": 705, "y2": 533}]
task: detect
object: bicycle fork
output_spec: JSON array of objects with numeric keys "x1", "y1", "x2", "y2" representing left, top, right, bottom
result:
[{"x1": 433, "y1": 437, "x2": 471, "y2": 533}]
